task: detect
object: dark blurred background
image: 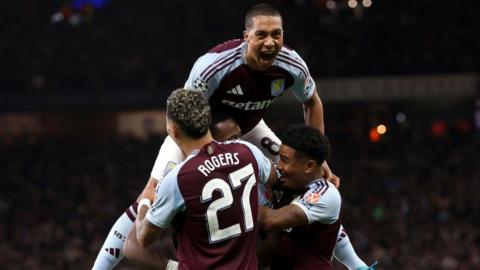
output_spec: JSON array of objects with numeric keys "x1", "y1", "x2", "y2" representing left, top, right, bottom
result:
[{"x1": 1, "y1": 0, "x2": 479, "y2": 269}]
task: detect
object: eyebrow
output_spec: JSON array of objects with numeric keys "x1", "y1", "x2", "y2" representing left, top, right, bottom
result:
[{"x1": 255, "y1": 28, "x2": 283, "y2": 34}]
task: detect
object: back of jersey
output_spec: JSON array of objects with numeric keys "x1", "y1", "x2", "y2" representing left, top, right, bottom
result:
[{"x1": 173, "y1": 141, "x2": 261, "y2": 270}]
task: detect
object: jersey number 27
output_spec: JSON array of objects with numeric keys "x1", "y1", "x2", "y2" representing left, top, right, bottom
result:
[{"x1": 201, "y1": 163, "x2": 256, "y2": 243}]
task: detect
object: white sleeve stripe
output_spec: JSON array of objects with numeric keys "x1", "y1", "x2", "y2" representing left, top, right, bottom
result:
[
  {"x1": 278, "y1": 51, "x2": 309, "y2": 75},
  {"x1": 204, "y1": 54, "x2": 242, "y2": 82},
  {"x1": 278, "y1": 51, "x2": 307, "y2": 67},
  {"x1": 311, "y1": 180, "x2": 329, "y2": 195},
  {"x1": 319, "y1": 180, "x2": 329, "y2": 195},
  {"x1": 200, "y1": 48, "x2": 242, "y2": 79},
  {"x1": 276, "y1": 56, "x2": 308, "y2": 77}
]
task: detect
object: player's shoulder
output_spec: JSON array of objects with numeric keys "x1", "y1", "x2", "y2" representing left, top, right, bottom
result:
[
  {"x1": 275, "y1": 45, "x2": 310, "y2": 77},
  {"x1": 167, "y1": 155, "x2": 196, "y2": 179},
  {"x1": 208, "y1": 39, "x2": 244, "y2": 53},
  {"x1": 279, "y1": 44, "x2": 306, "y2": 61},
  {"x1": 221, "y1": 139, "x2": 260, "y2": 154},
  {"x1": 190, "y1": 40, "x2": 245, "y2": 82},
  {"x1": 299, "y1": 179, "x2": 340, "y2": 207}
]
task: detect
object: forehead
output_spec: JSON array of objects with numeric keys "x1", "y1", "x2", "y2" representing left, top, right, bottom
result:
[
  {"x1": 279, "y1": 144, "x2": 297, "y2": 159},
  {"x1": 249, "y1": 15, "x2": 283, "y2": 31},
  {"x1": 212, "y1": 119, "x2": 241, "y2": 141}
]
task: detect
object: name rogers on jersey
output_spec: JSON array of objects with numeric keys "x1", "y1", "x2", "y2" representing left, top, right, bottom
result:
[
  {"x1": 222, "y1": 99, "x2": 273, "y2": 110},
  {"x1": 198, "y1": 152, "x2": 240, "y2": 176}
]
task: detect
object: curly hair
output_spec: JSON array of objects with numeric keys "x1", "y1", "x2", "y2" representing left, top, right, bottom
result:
[
  {"x1": 279, "y1": 124, "x2": 331, "y2": 164},
  {"x1": 245, "y1": 3, "x2": 282, "y2": 30},
  {"x1": 166, "y1": 88, "x2": 211, "y2": 139}
]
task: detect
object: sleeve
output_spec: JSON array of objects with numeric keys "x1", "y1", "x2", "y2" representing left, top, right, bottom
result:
[
  {"x1": 292, "y1": 181, "x2": 341, "y2": 224},
  {"x1": 184, "y1": 53, "x2": 222, "y2": 98},
  {"x1": 146, "y1": 167, "x2": 186, "y2": 228},
  {"x1": 235, "y1": 140, "x2": 273, "y2": 207},
  {"x1": 239, "y1": 140, "x2": 272, "y2": 185},
  {"x1": 288, "y1": 50, "x2": 316, "y2": 103},
  {"x1": 150, "y1": 135, "x2": 185, "y2": 182}
]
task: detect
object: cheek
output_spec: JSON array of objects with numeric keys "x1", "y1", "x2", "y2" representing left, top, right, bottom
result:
[{"x1": 275, "y1": 38, "x2": 283, "y2": 47}]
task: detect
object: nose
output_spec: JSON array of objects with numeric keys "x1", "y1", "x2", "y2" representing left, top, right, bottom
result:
[
  {"x1": 264, "y1": 35, "x2": 275, "y2": 47},
  {"x1": 275, "y1": 162, "x2": 283, "y2": 172}
]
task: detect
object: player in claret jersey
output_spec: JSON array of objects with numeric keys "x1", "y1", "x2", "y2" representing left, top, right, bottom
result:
[
  {"x1": 130, "y1": 89, "x2": 275, "y2": 270},
  {"x1": 93, "y1": 3, "x2": 347, "y2": 269},
  {"x1": 258, "y1": 125, "x2": 377, "y2": 270}
]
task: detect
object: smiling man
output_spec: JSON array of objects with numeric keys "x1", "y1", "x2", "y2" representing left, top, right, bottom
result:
[
  {"x1": 258, "y1": 125, "x2": 376, "y2": 270},
  {"x1": 258, "y1": 125, "x2": 340, "y2": 269}
]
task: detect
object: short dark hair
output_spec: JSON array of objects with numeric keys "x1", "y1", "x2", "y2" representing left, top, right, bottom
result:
[
  {"x1": 245, "y1": 3, "x2": 282, "y2": 30},
  {"x1": 166, "y1": 88, "x2": 211, "y2": 139},
  {"x1": 279, "y1": 124, "x2": 331, "y2": 164}
]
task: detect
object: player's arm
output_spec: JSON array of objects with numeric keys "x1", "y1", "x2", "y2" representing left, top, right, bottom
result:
[
  {"x1": 123, "y1": 193, "x2": 177, "y2": 269},
  {"x1": 135, "y1": 202, "x2": 163, "y2": 247},
  {"x1": 123, "y1": 221, "x2": 170, "y2": 269},
  {"x1": 291, "y1": 65, "x2": 338, "y2": 185},
  {"x1": 303, "y1": 90, "x2": 340, "y2": 186},
  {"x1": 258, "y1": 204, "x2": 308, "y2": 232},
  {"x1": 303, "y1": 90, "x2": 325, "y2": 134},
  {"x1": 132, "y1": 175, "x2": 162, "y2": 248}
]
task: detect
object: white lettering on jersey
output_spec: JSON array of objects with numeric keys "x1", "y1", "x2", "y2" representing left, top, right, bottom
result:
[
  {"x1": 198, "y1": 153, "x2": 240, "y2": 177},
  {"x1": 221, "y1": 99, "x2": 273, "y2": 110}
]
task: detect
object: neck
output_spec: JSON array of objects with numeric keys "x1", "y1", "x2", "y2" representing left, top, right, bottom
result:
[
  {"x1": 309, "y1": 169, "x2": 324, "y2": 183},
  {"x1": 178, "y1": 131, "x2": 214, "y2": 156}
]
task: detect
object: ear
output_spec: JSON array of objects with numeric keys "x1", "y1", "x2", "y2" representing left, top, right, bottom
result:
[
  {"x1": 167, "y1": 121, "x2": 178, "y2": 139},
  {"x1": 243, "y1": 30, "x2": 248, "y2": 41},
  {"x1": 304, "y1": 160, "x2": 317, "y2": 174}
]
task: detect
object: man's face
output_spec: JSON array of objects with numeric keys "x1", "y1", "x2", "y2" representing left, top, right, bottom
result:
[
  {"x1": 277, "y1": 144, "x2": 310, "y2": 190},
  {"x1": 212, "y1": 118, "x2": 241, "y2": 142},
  {"x1": 244, "y1": 15, "x2": 283, "y2": 71}
]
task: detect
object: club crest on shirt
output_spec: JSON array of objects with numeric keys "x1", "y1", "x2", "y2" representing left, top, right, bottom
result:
[
  {"x1": 207, "y1": 145, "x2": 214, "y2": 155},
  {"x1": 271, "y1": 79, "x2": 285, "y2": 96}
]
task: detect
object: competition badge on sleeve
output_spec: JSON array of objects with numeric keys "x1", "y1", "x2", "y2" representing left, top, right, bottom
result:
[
  {"x1": 193, "y1": 78, "x2": 208, "y2": 93},
  {"x1": 271, "y1": 79, "x2": 285, "y2": 96},
  {"x1": 304, "y1": 76, "x2": 314, "y2": 97}
]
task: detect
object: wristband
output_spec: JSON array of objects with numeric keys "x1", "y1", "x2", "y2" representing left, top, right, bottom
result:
[
  {"x1": 166, "y1": 259, "x2": 179, "y2": 270},
  {"x1": 137, "y1": 198, "x2": 151, "y2": 213}
]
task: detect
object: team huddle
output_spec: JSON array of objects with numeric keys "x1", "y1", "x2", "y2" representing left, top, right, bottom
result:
[{"x1": 92, "y1": 3, "x2": 376, "y2": 270}]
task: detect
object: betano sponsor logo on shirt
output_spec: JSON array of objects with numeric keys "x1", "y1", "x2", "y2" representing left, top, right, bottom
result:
[{"x1": 221, "y1": 99, "x2": 273, "y2": 110}]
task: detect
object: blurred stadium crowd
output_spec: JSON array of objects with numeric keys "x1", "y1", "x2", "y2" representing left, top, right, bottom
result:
[
  {"x1": 2, "y1": 0, "x2": 478, "y2": 92},
  {"x1": 1, "y1": 123, "x2": 478, "y2": 269}
]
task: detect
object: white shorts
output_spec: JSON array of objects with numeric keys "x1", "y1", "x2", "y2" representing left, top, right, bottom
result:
[{"x1": 150, "y1": 119, "x2": 281, "y2": 181}]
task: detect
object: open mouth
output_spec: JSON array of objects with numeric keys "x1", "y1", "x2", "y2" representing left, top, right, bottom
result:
[{"x1": 260, "y1": 51, "x2": 276, "y2": 62}]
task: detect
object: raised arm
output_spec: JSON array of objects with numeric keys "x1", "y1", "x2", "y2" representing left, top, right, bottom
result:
[{"x1": 303, "y1": 90, "x2": 325, "y2": 134}]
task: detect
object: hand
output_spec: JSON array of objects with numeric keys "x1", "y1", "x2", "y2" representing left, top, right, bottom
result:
[{"x1": 321, "y1": 161, "x2": 340, "y2": 188}]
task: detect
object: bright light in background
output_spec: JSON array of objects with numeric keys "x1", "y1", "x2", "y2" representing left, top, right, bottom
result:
[
  {"x1": 369, "y1": 127, "x2": 380, "y2": 143},
  {"x1": 396, "y1": 112, "x2": 406, "y2": 123},
  {"x1": 362, "y1": 0, "x2": 372, "y2": 8},
  {"x1": 326, "y1": 0, "x2": 337, "y2": 10},
  {"x1": 370, "y1": 124, "x2": 387, "y2": 143},
  {"x1": 348, "y1": 0, "x2": 358, "y2": 8},
  {"x1": 377, "y1": 124, "x2": 387, "y2": 134}
]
